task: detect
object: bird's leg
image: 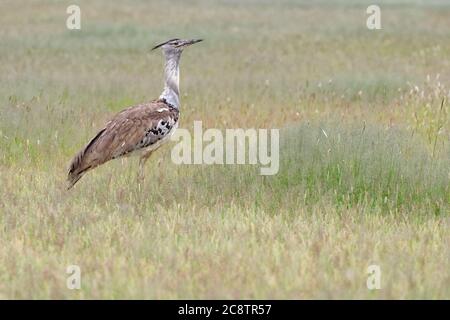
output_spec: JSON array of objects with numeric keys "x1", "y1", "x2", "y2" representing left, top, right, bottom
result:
[{"x1": 138, "y1": 150, "x2": 153, "y2": 186}]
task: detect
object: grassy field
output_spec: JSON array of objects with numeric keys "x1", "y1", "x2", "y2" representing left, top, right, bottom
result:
[{"x1": 0, "y1": 0, "x2": 449, "y2": 299}]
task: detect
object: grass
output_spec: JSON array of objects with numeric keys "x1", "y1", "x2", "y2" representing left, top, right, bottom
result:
[{"x1": 0, "y1": 0, "x2": 449, "y2": 299}]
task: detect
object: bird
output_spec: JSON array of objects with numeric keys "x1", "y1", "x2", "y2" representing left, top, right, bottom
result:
[{"x1": 67, "y1": 38, "x2": 203, "y2": 189}]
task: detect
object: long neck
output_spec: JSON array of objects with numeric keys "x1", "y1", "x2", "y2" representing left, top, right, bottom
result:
[{"x1": 159, "y1": 53, "x2": 181, "y2": 109}]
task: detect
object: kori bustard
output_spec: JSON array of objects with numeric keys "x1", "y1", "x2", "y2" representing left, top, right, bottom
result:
[{"x1": 67, "y1": 38, "x2": 202, "y2": 189}]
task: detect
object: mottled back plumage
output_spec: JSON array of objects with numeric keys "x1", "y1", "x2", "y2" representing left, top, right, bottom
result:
[
  {"x1": 67, "y1": 100, "x2": 178, "y2": 188},
  {"x1": 67, "y1": 38, "x2": 202, "y2": 189}
]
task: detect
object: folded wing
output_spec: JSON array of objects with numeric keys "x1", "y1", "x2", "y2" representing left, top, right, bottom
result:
[{"x1": 67, "y1": 100, "x2": 179, "y2": 188}]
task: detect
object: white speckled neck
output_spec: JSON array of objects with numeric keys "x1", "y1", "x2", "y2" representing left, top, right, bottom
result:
[{"x1": 159, "y1": 52, "x2": 181, "y2": 109}]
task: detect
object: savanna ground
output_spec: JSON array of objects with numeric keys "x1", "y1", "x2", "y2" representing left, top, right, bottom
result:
[{"x1": 0, "y1": 0, "x2": 449, "y2": 299}]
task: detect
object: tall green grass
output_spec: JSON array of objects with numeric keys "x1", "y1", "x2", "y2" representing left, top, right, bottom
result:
[{"x1": 0, "y1": 0, "x2": 449, "y2": 299}]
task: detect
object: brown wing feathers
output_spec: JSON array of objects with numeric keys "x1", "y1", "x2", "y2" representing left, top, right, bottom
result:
[
  {"x1": 67, "y1": 100, "x2": 178, "y2": 189},
  {"x1": 67, "y1": 127, "x2": 106, "y2": 188}
]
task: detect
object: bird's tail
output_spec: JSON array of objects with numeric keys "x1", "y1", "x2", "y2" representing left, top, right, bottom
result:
[
  {"x1": 67, "y1": 151, "x2": 91, "y2": 189},
  {"x1": 67, "y1": 128, "x2": 106, "y2": 189},
  {"x1": 67, "y1": 170, "x2": 84, "y2": 190}
]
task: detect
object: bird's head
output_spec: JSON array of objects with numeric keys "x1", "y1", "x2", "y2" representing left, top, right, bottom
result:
[{"x1": 152, "y1": 38, "x2": 203, "y2": 57}]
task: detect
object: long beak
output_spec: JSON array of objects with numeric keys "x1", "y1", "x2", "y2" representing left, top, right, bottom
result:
[{"x1": 185, "y1": 39, "x2": 203, "y2": 46}]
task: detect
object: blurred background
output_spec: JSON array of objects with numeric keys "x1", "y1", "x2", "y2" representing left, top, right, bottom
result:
[{"x1": 0, "y1": 0, "x2": 448, "y2": 299}]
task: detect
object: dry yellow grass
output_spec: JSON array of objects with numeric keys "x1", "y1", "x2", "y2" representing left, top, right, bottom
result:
[{"x1": 0, "y1": 0, "x2": 449, "y2": 299}]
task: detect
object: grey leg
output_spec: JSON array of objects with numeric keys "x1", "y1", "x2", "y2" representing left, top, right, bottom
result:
[{"x1": 138, "y1": 150, "x2": 154, "y2": 184}]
